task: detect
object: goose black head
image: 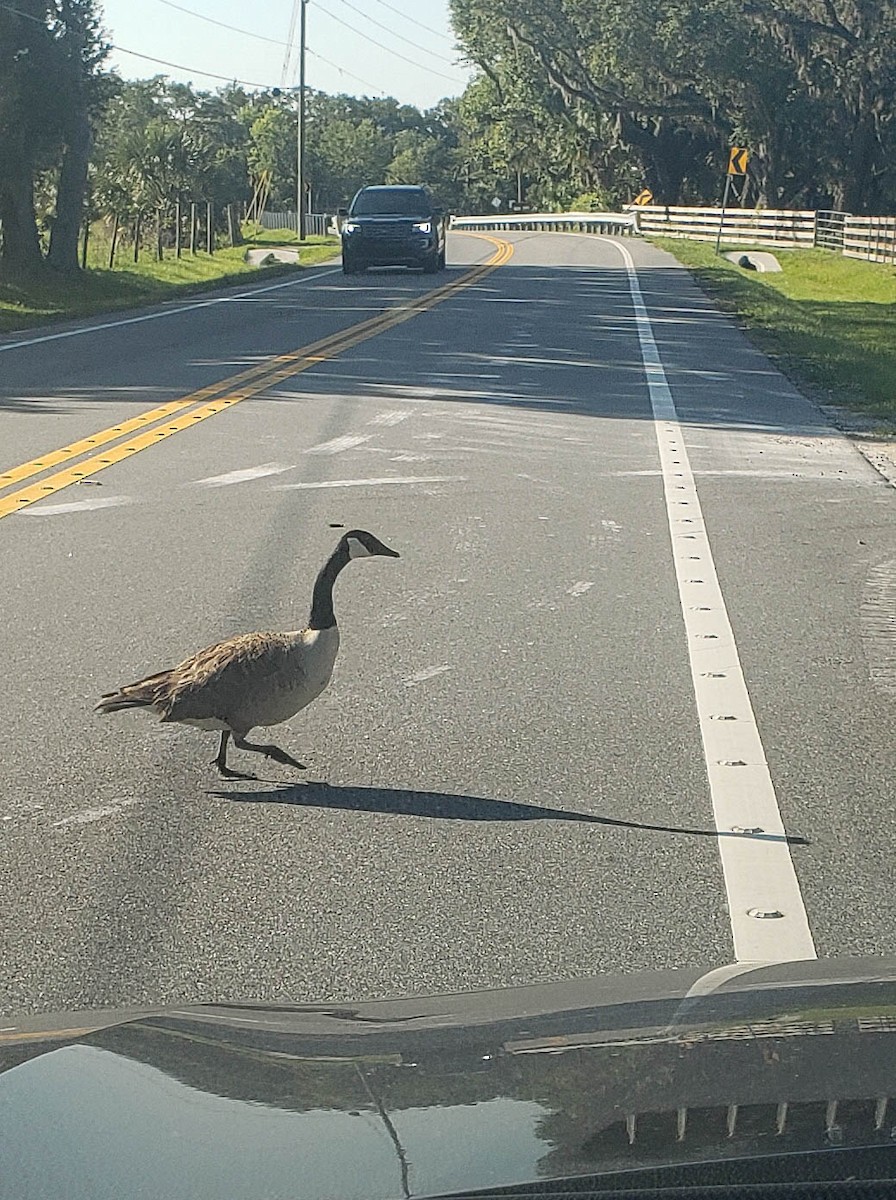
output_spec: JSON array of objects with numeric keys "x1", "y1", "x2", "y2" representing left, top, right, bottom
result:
[{"x1": 343, "y1": 529, "x2": 400, "y2": 560}]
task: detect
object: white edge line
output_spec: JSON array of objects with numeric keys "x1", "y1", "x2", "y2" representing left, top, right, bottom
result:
[
  {"x1": 0, "y1": 267, "x2": 340, "y2": 354},
  {"x1": 597, "y1": 234, "x2": 816, "y2": 965}
]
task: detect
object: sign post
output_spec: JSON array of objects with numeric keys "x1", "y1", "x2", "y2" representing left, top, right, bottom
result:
[{"x1": 715, "y1": 147, "x2": 749, "y2": 254}]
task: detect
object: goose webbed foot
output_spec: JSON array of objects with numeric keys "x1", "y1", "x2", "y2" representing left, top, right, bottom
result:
[
  {"x1": 215, "y1": 762, "x2": 258, "y2": 780},
  {"x1": 234, "y1": 736, "x2": 307, "y2": 771}
]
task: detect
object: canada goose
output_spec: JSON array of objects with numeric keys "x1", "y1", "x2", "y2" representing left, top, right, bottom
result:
[{"x1": 95, "y1": 529, "x2": 399, "y2": 778}]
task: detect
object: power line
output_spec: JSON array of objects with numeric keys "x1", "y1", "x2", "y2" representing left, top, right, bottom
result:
[
  {"x1": 110, "y1": 44, "x2": 274, "y2": 88},
  {"x1": 0, "y1": 1, "x2": 45, "y2": 23},
  {"x1": 306, "y1": 45, "x2": 387, "y2": 96},
  {"x1": 314, "y1": 1, "x2": 466, "y2": 84},
  {"x1": 117, "y1": 40, "x2": 384, "y2": 100},
  {"x1": 330, "y1": 0, "x2": 458, "y2": 65},
  {"x1": 367, "y1": 0, "x2": 455, "y2": 43},
  {"x1": 281, "y1": 0, "x2": 301, "y2": 86},
  {"x1": 153, "y1": 0, "x2": 286, "y2": 46},
  {"x1": 145, "y1": 0, "x2": 441, "y2": 96}
]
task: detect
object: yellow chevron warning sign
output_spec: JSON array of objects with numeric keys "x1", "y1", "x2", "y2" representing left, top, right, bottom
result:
[
  {"x1": 728, "y1": 147, "x2": 749, "y2": 175},
  {"x1": 633, "y1": 188, "x2": 654, "y2": 206}
]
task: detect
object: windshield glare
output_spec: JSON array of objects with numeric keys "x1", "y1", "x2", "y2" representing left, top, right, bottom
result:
[{"x1": 350, "y1": 188, "x2": 431, "y2": 217}]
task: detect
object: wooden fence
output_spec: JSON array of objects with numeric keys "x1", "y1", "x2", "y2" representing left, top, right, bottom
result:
[
  {"x1": 842, "y1": 215, "x2": 896, "y2": 264},
  {"x1": 258, "y1": 211, "x2": 333, "y2": 237},
  {"x1": 633, "y1": 205, "x2": 817, "y2": 247}
]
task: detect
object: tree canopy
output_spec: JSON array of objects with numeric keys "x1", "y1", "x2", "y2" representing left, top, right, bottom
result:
[{"x1": 1, "y1": 0, "x2": 892, "y2": 277}]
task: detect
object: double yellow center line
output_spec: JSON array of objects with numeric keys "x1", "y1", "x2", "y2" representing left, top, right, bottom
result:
[{"x1": 0, "y1": 235, "x2": 513, "y2": 521}]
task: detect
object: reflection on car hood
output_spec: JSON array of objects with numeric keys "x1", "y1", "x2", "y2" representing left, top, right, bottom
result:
[{"x1": 3, "y1": 958, "x2": 896, "y2": 1199}]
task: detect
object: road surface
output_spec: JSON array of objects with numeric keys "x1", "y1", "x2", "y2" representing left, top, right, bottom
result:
[{"x1": 1, "y1": 231, "x2": 894, "y2": 1018}]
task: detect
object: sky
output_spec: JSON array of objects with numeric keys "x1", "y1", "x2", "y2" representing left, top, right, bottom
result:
[{"x1": 98, "y1": 0, "x2": 474, "y2": 111}]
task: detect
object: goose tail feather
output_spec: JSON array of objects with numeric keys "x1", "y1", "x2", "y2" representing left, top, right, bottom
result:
[{"x1": 95, "y1": 670, "x2": 171, "y2": 715}]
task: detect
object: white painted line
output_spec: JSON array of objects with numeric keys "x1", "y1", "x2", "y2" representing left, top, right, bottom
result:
[
  {"x1": 305, "y1": 434, "x2": 371, "y2": 455},
  {"x1": 602, "y1": 236, "x2": 817, "y2": 964},
  {"x1": 567, "y1": 581, "x2": 595, "y2": 597},
  {"x1": 0, "y1": 268, "x2": 340, "y2": 353},
  {"x1": 276, "y1": 475, "x2": 463, "y2": 490},
  {"x1": 189, "y1": 462, "x2": 294, "y2": 488},
  {"x1": 404, "y1": 665, "x2": 451, "y2": 686},
  {"x1": 52, "y1": 799, "x2": 139, "y2": 828},
  {"x1": 367, "y1": 410, "x2": 412, "y2": 427},
  {"x1": 17, "y1": 495, "x2": 134, "y2": 516}
]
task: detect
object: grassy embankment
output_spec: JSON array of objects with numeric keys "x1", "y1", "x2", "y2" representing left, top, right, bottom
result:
[
  {"x1": 0, "y1": 226, "x2": 339, "y2": 334},
  {"x1": 652, "y1": 238, "x2": 896, "y2": 428}
]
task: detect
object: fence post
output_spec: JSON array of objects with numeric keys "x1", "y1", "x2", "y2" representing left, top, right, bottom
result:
[
  {"x1": 226, "y1": 203, "x2": 235, "y2": 247},
  {"x1": 133, "y1": 212, "x2": 141, "y2": 263},
  {"x1": 175, "y1": 199, "x2": 182, "y2": 258},
  {"x1": 80, "y1": 220, "x2": 89, "y2": 270},
  {"x1": 206, "y1": 201, "x2": 213, "y2": 254},
  {"x1": 108, "y1": 213, "x2": 119, "y2": 268}
]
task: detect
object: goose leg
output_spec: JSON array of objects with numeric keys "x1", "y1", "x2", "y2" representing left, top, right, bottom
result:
[
  {"x1": 213, "y1": 730, "x2": 257, "y2": 780},
  {"x1": 232, "y1": 734, "x2": 306, "y2": 771}
]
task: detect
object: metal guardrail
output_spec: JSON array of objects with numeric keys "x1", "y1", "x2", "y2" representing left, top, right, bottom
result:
[{"x1": 451, "y1": 212, "x2": 636, "y2": 236}]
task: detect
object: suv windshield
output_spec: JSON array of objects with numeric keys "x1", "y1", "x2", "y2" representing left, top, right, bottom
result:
[{"x1": 350, "y1": 188, "x2": 431, "y2": 217}]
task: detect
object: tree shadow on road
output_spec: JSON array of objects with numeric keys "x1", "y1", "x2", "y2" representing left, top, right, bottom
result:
[{"x1": 209, "y1": 782, "x2": 809, "y2": 845}]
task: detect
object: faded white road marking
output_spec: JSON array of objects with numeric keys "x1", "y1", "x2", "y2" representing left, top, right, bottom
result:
[
  {"x1": 404, "y1": 665, "x2": 451, "y2": 686},
  {"x1": 601, "y1": 519, "x2": 623, "y2": 535},
  {"x1": 604, "y1": 235, "x2": 816, "y2": 964},
  {"x1": 368, "y1": 410, "x2": 412, "y2": 426},
  {"x1": 53, "y1": 799, "x2": 139, "y2": 828},
  {"x1": 567, "y1": 581, "x2": 594, "y2": 597},
  {"x1": 305, "y1": 434, "x2": 371, "y2": 455},
  {"x1": 276, "y1": 475, "x2": 463, "y2": 490},
  {"x1": 190, "y1": 462, "x2": 293, "y2": 488},
  {"x1": 0, "y1": 268, "x2": 340, "y2": 353},
  {"x1": 861, "y1": 559, "x2": 896, "y2": 696},
  {"x1": 18, "y1": 495, "x2": 133, "y2": 516}
]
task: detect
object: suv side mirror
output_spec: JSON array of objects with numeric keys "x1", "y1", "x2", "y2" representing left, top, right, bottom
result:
[
  {"x1": 432, "y1": 207, "x2": 444, "y2": 220},
  {"x1": 337, "y1": 207, "x2": 348, "y2": 218}
]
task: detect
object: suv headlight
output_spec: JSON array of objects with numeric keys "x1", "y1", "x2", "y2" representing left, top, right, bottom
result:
[
  {"x1": 342, "y1": 221, "x2": 360, "y2": 234},
  {"x1": 412, "y1": 220, "x2": 432, "y2": 233}
]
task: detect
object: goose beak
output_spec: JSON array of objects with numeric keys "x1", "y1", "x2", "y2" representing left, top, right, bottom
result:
[{"x1": 381, "y1": 544, "x2": 400, "y2": 558}]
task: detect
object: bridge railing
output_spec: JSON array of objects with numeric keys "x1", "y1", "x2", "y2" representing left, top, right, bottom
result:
[{"x1": 450, "y1": 212, "x2": 636, "y2": 236}]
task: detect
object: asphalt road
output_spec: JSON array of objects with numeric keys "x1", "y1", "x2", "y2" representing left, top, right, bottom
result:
[{"x1": 1, "y1": 231, "x2": 894, "y2": 1018}]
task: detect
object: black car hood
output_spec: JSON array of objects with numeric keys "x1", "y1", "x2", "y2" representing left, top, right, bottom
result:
[
  {"x1": 3, "y1": 958, "x2": 896, "y2": 1199},
  {"x1": 349, "y1": 215, "x2": 429, "y2": 223}
]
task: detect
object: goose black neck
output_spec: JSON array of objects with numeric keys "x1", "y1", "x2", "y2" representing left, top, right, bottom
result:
[{"x1": 308, "y1": 540, "x2": 351, "y2": 630}]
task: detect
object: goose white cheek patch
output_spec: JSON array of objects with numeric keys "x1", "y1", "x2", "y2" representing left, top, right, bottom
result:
[{"x1": 347, "y1": 537, "x2": 373, "y2": 559}]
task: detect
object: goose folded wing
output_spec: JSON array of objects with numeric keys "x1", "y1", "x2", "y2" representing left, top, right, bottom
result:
[{"x1": 161, "y1": 632, "x2": 300, "y2": 722}]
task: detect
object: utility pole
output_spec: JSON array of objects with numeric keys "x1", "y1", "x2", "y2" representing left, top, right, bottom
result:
[{"x1": 297, "y1": 0, "x2": 308, "y2": 242}]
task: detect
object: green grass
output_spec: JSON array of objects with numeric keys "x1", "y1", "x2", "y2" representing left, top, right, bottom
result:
[
  {"x1": 0, "y1": 230, "x2": 339, "y2": 334},
  {"x1": 651, "y1": 239, "x2": 896, "y2": 427}
]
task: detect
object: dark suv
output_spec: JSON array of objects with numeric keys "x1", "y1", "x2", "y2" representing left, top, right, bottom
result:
[{"x1": 339, "y1": 185, "x2": 447, "y2": 275}]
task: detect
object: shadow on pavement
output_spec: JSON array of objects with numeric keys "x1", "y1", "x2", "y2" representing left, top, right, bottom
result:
[{"x1": 210, "y1": 782, "x2": 810, "y2": 845}]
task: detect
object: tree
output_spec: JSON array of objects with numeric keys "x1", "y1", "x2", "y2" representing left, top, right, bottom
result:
[
  {"x1": 0, "y1": 0, "x2": 109, "y2": 276},
  {"x1": 449, "y1": 0, "x2": 896, "y2": 211},
  {"x1": 0, "y1": 0, "x2": 65, "y2": 273}
]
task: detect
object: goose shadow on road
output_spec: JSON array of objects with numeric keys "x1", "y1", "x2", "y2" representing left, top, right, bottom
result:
[{"x1": 210, "y1": 782, "x2": 810, "y2": 846}]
